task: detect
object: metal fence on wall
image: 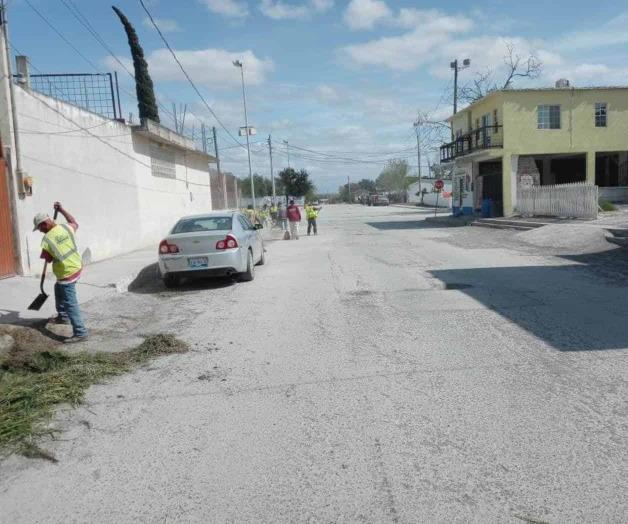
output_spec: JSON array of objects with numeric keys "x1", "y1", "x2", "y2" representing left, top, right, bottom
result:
[
  {"x1": 210, "y1": 170, "x2": 239, "y2": 210},
  {"x1": 24, "y1": 73, "x2": 122, "y2": 120},
  {"x1": 517, "y1": 182, "x2": 598, "y2": 219}
]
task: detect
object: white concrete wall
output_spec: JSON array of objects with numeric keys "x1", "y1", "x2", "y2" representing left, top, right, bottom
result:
[
  {"x1": 11, "y1": 87, "x2": 212, "y2": 275},
  {"x1": 407, "y1": 180, "x2": 452, "y2": 208}
]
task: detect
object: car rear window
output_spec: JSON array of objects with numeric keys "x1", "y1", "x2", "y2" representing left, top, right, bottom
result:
[{"x1": 172, "y1": 217, "x2": 232, "y2": 234}]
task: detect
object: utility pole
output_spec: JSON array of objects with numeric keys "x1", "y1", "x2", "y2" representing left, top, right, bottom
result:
[
  {"x1": 413, "y1": 118, "x2": 422, "y2": 201},
  {"x1": 233, "y1": 60, "x2": 255, "y2": 208},
  {"x1": 201, "y1": 124, "x2": 207, "y2": 153},
  {"x1": 283, "y1": 139, "x2": 290, "y2": 168},
  {"x1": 268, "y1": 135, "x2": 276, "y2": 202},
  {"x1": 450, "y1": 58, "x2": 471, "y2": 139},
  {"x1": 1, "y1": 0, "x2": 25, "y2": 199},
  {"x1": 347, "y1": 176, "x2": 351, "y2": 204},
  {"x1": 212, "y1": 126, "x2": 228, "y2": 209}
]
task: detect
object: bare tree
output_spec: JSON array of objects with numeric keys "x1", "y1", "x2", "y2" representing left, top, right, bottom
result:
[{"x1": 459, "y1": 43, "x2": 542, "y2": 104}]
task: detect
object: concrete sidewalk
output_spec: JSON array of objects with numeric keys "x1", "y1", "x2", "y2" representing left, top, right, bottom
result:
[{"x1": 0, "y1": 246, "x2": 157, "y2": 324}]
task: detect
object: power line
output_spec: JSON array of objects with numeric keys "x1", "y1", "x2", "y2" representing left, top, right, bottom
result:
[{"x1": 139, "y1": 0, "x2": 246, "y2": 150}]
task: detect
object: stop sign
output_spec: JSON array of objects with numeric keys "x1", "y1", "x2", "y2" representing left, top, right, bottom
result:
[{"x1": 434, "y1": 179, "x2": 444, "y2": 191}]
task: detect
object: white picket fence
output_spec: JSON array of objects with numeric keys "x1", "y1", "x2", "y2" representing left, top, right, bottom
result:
[{"x1": 516, "y1": 182, "x2": 598, "y2": 219}]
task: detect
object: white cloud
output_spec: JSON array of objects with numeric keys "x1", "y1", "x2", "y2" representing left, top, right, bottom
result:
[
  {"x1": 259, "y1": 0, "x2": 334, "y2": 20},
  {"x1": 310, "y1": 0, "x2": 334, "y2": 12},
  {"x1": 343, "y1": 0, "x2": 472, "y2": 32},
  {"x1": 142, "y1": 17, "x2": 181, "y2": 32},
  {"x1": 314, "y1": 84, "x2": 341, "y2": 103},
  {"x1": 344, "y1": 0, "x2": 391, "y2": 30},
  {"x1": 106, "y1": 49, "x2": 275, "y2": 89},
  {"x1": 556, "y1": 12, "x2": 628, "y2": 51},
  {"x1": 200, "y1": 0, "x2": 249, "y2": 18}
]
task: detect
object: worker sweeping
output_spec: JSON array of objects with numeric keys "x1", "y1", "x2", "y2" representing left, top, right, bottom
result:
[
  {"x1": 305, "y1": 203, "x2": 322, "y2": 236},
  {"x1": 33, "y1": 202, "x2": 88, "y2": 343}
]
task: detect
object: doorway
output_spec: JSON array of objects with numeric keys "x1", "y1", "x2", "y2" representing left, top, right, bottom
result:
[
  {"x1": 479, "y1": 160, "x2": 503, "y2": 217},
  {"x1": 0, "y1": 149, "x2": 17, "y2": 279}
]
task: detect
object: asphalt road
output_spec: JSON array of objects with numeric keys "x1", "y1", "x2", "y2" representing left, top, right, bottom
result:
[{"x1": 2, "y1": 205, "x2": 627, "y2": 523}]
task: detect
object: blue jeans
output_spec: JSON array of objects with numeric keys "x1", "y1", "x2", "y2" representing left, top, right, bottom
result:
[{"x1": 54, "y1": 282, "x2": 88, "y2": 337}]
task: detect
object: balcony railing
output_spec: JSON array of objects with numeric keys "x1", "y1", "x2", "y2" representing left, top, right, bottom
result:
[{"x1": 440, "y1": 125, "x2": 503, "y2": 162}]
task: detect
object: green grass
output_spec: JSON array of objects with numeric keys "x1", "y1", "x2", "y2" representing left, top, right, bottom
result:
[
  {"x1": 0, "y1": 334, "x2": 187, "y2": 461},
  {"x1": 599, "y1": 199, "x2": 617, "y2": 212}
]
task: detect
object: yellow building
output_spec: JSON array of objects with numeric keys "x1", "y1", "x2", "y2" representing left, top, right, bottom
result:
[{"x1": 440, "y1": 83, "x2": 628, "y2": 216}]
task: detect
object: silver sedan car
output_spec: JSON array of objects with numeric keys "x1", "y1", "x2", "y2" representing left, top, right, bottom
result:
[{"x1": 158, "y1": 211, "x2": 266, "y2": 287}]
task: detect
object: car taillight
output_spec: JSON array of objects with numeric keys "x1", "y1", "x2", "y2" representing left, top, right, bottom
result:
[
  {"x1": 159, "y1": 240, "x2": 179, "y2": 254},
  {"x1": 216, "y1": 234, "x2": 238, "y2": 250}
]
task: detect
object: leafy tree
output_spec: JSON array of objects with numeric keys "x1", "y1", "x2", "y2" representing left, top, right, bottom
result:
[
  {"x1": 278, "y1": 168, "x2": 315, "y2": 203},
  {"x1": 376, "y1": 159, "x2": 410, "y2": 193},
  {"x1": 338, "y1": 182, "x2": 361, "y2": 203},
  {"x1": 112, "y1": 6, "x2": 160, "y2": 123},
  {"x1": 357, "y1": 178, "x2": 377, "y2": 192}
]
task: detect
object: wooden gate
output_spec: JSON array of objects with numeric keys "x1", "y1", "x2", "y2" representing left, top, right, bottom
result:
[{"x1": 0, "y1": 150, "x2": 16, "y2": 279}]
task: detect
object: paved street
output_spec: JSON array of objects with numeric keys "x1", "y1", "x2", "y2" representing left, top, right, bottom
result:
[{"x1": 2, "y1": 205, "x2": 627, "y2": 523}]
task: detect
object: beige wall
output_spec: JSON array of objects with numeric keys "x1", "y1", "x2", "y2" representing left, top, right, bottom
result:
[{"x1": 503, "y1": 89, "x2": 628, "y2": 154}]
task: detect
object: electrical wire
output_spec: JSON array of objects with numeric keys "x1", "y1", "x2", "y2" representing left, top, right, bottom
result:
[{"x1": 139, "y1": 0, "x2": 246, "y2": 151}]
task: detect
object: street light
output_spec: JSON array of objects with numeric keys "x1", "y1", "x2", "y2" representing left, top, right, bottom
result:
[
  {"x1": 233, "y1": 59, "x2": 255, "y2": 208},
  {"x1": 450, "y1": 58, "x2": 471, "y2": 115}
]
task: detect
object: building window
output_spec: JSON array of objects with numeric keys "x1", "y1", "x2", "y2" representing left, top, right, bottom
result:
[
  {"x1": 538, "y1": 105, "x2": 561, "y2": 129},
  {"x1": 150, "y1": 142, "x2": 176, "y2": 179},
  {"x1": 595, "y1": 103, "x2": 607, "y2": 127},
  {"x1": 475, "y1": 118, "x2": 480, "y2": 145},
  {"x1": 493, "y1": 109, "x2": 499, "y2": 134}
]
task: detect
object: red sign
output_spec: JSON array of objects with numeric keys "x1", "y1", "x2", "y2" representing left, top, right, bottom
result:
[{"x1": 434, "y1": 179, "x2": 444, "y2": 191}]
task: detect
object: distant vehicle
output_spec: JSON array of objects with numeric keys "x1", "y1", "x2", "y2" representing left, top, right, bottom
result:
[
  {"x1": 368, "y1": 194, "x2": 389, "y2": 206},
  {"x1": 158, "y1": 211, "x2": 265, "y2": 288}
]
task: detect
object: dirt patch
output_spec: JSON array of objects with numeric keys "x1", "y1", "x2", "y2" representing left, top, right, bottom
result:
[
  {"x1": 0, "y1": 332, "x2": 188, "y2": 462},
  {"x1": 0, "y1": 325, "x2": 61, "y2": 353}
]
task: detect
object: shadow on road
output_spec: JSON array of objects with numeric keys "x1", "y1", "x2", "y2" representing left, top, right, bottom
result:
[
  {"x1": 430, "y1": 248, "x2": 628, "y2": 351},
  {"x1": 367, "y1": 220, "x2": 456, "y2": 230},
  {"x1": 128, "y1": 263, "x2": 236, "y2": 294}
]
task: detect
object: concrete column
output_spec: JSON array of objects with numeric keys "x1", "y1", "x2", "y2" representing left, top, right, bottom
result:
[
  {"x1": 618, "y1": 152, "x2": 628, "y2": 186},
  {"x1": 502, "y1": 154, "x2": 515, "y2": 216},
  {"x1": 542, "y1": 158, "x2": 552, "y2": 185},
  {"x1": 15, "y1": 55, "x2": 29, "y2": 88},
  {"x1": 586, "y1": 151, "x2": 596, "y2": 185}
]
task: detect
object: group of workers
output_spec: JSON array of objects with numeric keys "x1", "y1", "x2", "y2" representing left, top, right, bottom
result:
[
  {"x1": 28, "y1": 198, "x2": 323, "y2": 347},
  {"x1": 244, "y1": 200, "x2": 322, "y2": 240}
]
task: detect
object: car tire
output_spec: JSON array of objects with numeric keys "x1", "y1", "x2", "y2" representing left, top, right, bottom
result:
[
  {"x1": 257, "y1": 245, "x2": 266, "y2": 266},
  {"x1": 239, "y1": 250, "x2": 255, "y2": 282},
  {"x1": 163, "y1": 275, "x2": 180, "y2": 288}
]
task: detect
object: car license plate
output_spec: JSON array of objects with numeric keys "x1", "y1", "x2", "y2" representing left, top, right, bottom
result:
[{"x1": 188, "y1": 257, "x2": 208, "y2": 269}]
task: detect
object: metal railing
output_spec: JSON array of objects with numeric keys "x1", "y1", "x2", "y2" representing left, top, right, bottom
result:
[
  {"x1": 440, "y1": 125, "x2": 503, "y2": 162},
  {"x1": 19, "y1": 73, "x2": 122, "y2": 120}
]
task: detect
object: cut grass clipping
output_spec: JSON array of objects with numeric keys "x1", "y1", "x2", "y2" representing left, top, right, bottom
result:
[{"x1": 0, "y1": 333, "x2": 187, "y2": 461}]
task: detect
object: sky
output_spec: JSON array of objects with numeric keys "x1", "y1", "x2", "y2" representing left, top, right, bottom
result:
[{"x1": 7, "y1": 0, "x2": 628, "y2": 193}]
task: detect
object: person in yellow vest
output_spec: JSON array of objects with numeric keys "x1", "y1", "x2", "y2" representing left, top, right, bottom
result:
[
  {"x1": 270, "y1": 202, "x2": 278, "y2": 226},
  {"x1": 305, "y1": 203, "x2": 321, "y2": 236},
  {"x1": 33, "y1": 202, "x2": 88, "y2": 343}
]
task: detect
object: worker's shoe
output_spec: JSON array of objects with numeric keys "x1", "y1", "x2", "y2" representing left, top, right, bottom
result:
[
  {"x1": 49, "y1": 315, "x2": 70, "y2": 325},
  {"x1": 63, "y1": 335, "x2": 89, "y2": 344}
]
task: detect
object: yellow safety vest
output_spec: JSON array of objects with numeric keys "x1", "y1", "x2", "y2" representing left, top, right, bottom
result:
[
  {"x1": 41, "y1": 224, "x2": 82, "y2": 280},
  {"x1": 306, "y1": 207, "x2": 318, "y2": 220}
]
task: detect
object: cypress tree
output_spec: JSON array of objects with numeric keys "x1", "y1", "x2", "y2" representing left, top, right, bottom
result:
[{"x1": 112, "y1": 6, "x2": 160, "y2": 123}]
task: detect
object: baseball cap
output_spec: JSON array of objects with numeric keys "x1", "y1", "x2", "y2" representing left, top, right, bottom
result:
[{"x1": 32, "y1": 212, "x2": 50, "y2": 231}]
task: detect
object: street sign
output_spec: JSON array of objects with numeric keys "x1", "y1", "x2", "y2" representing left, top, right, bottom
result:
[{"x1": 434, "y1": 179, "x2": 444, "y2": 191}]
